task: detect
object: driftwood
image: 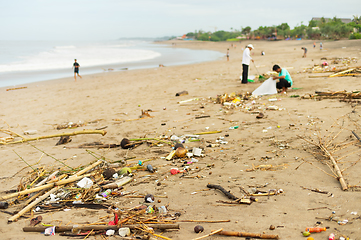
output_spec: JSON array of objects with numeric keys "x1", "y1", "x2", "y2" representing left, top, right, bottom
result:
[
  {"x1": 8, "y1": 186, "x2": 61, "y2": 222},
  {"x1": 302, "y1": 91, "x2": 361, "y2": 100},
  {"x1": 298, "y1": 133, "x2": 348, "y2": 191},
  {"x1": 329, "y1": 68, "x2": 355, "y2": 77},
  {"x1": 320, "y1": 145, "x2": 348, "y2": 190},
  {"x1": 192, "y1": 228, "x2": 223, "y2": 240},
  {"x1": 23, "y1": 223, "x2": 180, "y2": 232},
  {"x1": 194, "y1": 130, "x2": 222, "y2": 135},
  {"x1": 214, "y1": 230, "x2": 279, "y2": 239},
  {"x1": 0, "y1": 129, "x2": 106, "y2": 145},
  {"x1": 0, "y1": 173, "x2": 96, "y2": 201},
  {"x1": 100, "y1": 176, "x2": 133, "y2": 189},
  {"x1": 207, "y1": 184, "x2": 238, "y2": 200}
]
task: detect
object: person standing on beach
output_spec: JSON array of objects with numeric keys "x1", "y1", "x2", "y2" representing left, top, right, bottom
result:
[
  {"x1": 226, "y1": 48, "x2": 229, "y2": 61},
  {"x1": 241, "y1": 44, "x2": 254, "y2": 84},
  {"x1": 272, "y1": 64, "x2": 293, "y2": 94},
  {"x1": 320, "y1": 42, "x2": 323, "y2": 50},
  {"x1": 313, "y1": 42, "x2": 316, "y2": 48},
  {"x1": 73, "y1": 59, "x2": 82, "y2": 81}
]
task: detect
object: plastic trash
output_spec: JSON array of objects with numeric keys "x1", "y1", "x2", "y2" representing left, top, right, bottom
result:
[
  {"x1": 192, "y1": 147, "x2": 202, "y2": 157},
  {"x1": 106, "y1": 229, "x2": 115, "y2": 236},
  {"x1": 146, "y1": 206, "x2": 154, "y2": 213},
  {"x1": 24, "y1": 130, "x2": 37, "y2": 135},
  {"x1": 229, "y1": 126, "x2": 239, "y2": 129},
  {"x1": 252, "y1": 77, "x2": 277, "y2": 96},
  {"x1": 328, "y1": 233, "x2": 335, "y2": 240},
  {"x1": 170, "y1": 168, "x2": 181, "y2": 175},
  {"x1": 305, "y1": 227, "x2": 326, "y2": 233},
  {"x1": 44, "y1": 226, "x2": 55, "y2": 236},
  {"x1": 146, "y1": 164, "x2": 154, "y2": 173},
  {"x1": 158, "y1": 206, "x2": 167, "y2": 215},
  {"x1": 76, "y1": 177, "x2": 93, "y2": 188},
  {"x1": 101, "y1": 189, "x2": 112, "y2": 198},
  {"x1": 118, "y1": 227, "x2": 130, "y2": 237}
]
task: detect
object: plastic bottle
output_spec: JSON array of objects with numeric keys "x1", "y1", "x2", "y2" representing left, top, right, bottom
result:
[
  {"x1": 305, "y1": 227, "x2": 326, "y2": 233},
  {"x1": 328, "y1": 233, "x2": 335, "y2": 240},
  {"x1": 229, "y1": 126, "x2": 239, "y2": 129},
  {"x1": 101, "y1": 189, "x2": 112, "y2": 198}
]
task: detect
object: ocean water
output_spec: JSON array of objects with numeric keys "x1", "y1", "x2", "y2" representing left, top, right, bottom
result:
[{"x1": 0, "y1": 40, "x2": 223, "y2": 87}]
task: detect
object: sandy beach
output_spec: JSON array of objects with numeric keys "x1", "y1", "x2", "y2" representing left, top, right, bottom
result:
[{"x1": 1, "y1": 39, "x2": 361, "y2": 240}]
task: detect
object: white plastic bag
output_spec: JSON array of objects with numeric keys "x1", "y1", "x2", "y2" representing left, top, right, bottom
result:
[
  {"x1": 252, "y1": 77, "x2": 277, "y2": 96},
  {"x1": 76, "y1": 177, "x2": 93, "y2": 188}
]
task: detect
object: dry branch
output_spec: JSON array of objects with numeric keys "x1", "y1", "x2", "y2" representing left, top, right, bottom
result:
[
  {"x1": 207, "y1": 184, "x2": 238, "y2": 200},
  {"x1": 214, "y1": 230, "x2": 279, "y2": 239},
  {"x1": 0, "y1": 129, "x2": 106, "y2": 145},
  {"x1": 319, "y1": 145, "x2": 348, "y2": 190},
  {"x1": 23, "y1": 223, "x2": 180, "y2": 232},
  {"x1": 0, "y1": 173, "x2": 96, "y2": 201},
  {"x1": 8, "y1": 186, "x2": 60, "y2": 222}
]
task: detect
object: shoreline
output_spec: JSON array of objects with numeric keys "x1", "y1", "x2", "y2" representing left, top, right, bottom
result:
[
  {"x1": 1, "y1": 39, "x2": 361, "y2": 239},
  {"x1": 0, "y1": 42, "x2": 224, "y2": 89}
]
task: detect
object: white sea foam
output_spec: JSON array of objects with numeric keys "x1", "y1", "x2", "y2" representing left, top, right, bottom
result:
[{"x1": 0, "y1": 44, "x2": 161, "y2": 73}]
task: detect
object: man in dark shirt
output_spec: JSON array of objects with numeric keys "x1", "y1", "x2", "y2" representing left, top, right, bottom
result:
[{"x1": 73, "y1": 59, "x2": 82, "y2": 81}]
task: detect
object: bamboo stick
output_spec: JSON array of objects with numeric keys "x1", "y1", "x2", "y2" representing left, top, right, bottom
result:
[
  {"x1": 194, "y1": 130, "x2": 222, "y2": 135},
  {"x1": 214, "y1": 230, "x2": 279, "y2": 239},
  {"x1": 329, "y1": 68, "x2": 355, "y2": 77},
  {"x1": 0, "y1": 173, "x2": 95, "y2": 201},
  {"x1": 70, "y1": 160, "x2": 103, "y2": 177},
  {"x1": 23, "y1": 223, "x2": 180, "y2": 232},
  {"x1": 8, "y1": 186, "x2": 60, "y2": 222},
  {"x1": 192, "y1": 228, "x2": 223, "y2": 240},
  {"x1": 35, "y1": 171, "x2": 59, "y2": 187},
  {"x1": 0, "y1": 129, "x2": 106, "y2": 145},
  {"x1": 320, "y1": 145, "x2": 348, "y2": 190},
  {"x1": 101, "y1": 176, "x2": 133, "y2": 189}
]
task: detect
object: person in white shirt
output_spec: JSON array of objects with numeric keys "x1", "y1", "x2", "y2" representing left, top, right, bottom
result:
[{"x1": 241, "y1": 44, "x2": 254, "y2": 84}]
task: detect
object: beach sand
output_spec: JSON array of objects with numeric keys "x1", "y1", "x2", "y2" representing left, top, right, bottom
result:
[{"x1": 0, "y1": 39, "x2": 361, "y2": 239}]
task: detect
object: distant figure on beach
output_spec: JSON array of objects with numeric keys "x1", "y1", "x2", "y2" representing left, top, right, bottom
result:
[
  {"x1": 301, "y1": 47, "x2": 307, "y2": 58},
  {"x1": 73, "y1": 59, "x2": 82, "y2": 81},
  {"x1": 313, "y1": 42, "x2": 316, "y2": 48},
  {"x1": 272, "y1": 64, "x2": 293, "y2": 94},
  {"x1": 241, "y1": 44, "x2": 254, "y2": 84},
  {"x1": 226, "y1": 48, "x2": 229, "y2": 61},
  {"x1": 320, "y1": 42, "x2": 323, "y2": 50}
]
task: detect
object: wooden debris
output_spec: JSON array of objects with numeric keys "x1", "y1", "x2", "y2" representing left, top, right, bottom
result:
[
  {"x1": 175, "y1": 90, "x2": 188, "y2": 96},
  {"x1": 207, "y1": 184, "x2": 238, "y2": 200},
  {"x1": 6, "y1": 86, "x2": 27, "y2": 91},
  {"x1": 302, "y1": 90, "x2": 361, "y2": 100},
  {"x1": 246, "y1": 164, "x2": 287, "y2": 172},
  {"x1": 55, "y1": 136, "x2": 72, "y2": 145},
  {"x1": 8, "y1": 186, "x2": 61, "y2": 222},
  {"x1": 100, "y1": 176, "x2": 133, "y2": 189},
  {"x1": 214, "y1": 230, "x2": 279, "y2": 239},
  {"x1": 192, "y1": 228, "x2": 223, "y2": 240},
  {"x1": 23, "y1": 223, "x2": 180, "y2": 232},
  {"x1": 0, "y1": 129, "x2": 106, "y2": 145}
]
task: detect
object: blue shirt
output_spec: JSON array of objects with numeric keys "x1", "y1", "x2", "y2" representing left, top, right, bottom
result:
[{"x1": 279, "y1": 69, "x2": 293, "y2": 86}]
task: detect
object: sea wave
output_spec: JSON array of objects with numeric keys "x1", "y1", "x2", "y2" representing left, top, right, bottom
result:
[{"x1": 0, "y1": 46, "x2": 161, "y2": 73}]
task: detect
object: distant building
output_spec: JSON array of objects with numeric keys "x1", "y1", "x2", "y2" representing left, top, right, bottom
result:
[{"x1": 312, "y1": 17, "x2": 352, "y2": 24}]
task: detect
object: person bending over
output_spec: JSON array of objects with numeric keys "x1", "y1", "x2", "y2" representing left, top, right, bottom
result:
[{"x1": 272, "y1": 64, "x2": 293, "y2": 94}]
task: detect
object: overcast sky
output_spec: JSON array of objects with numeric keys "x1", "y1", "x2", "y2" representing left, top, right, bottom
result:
[{"x1": 0, "y1": 0, "x2": 360, "y2": 41}]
